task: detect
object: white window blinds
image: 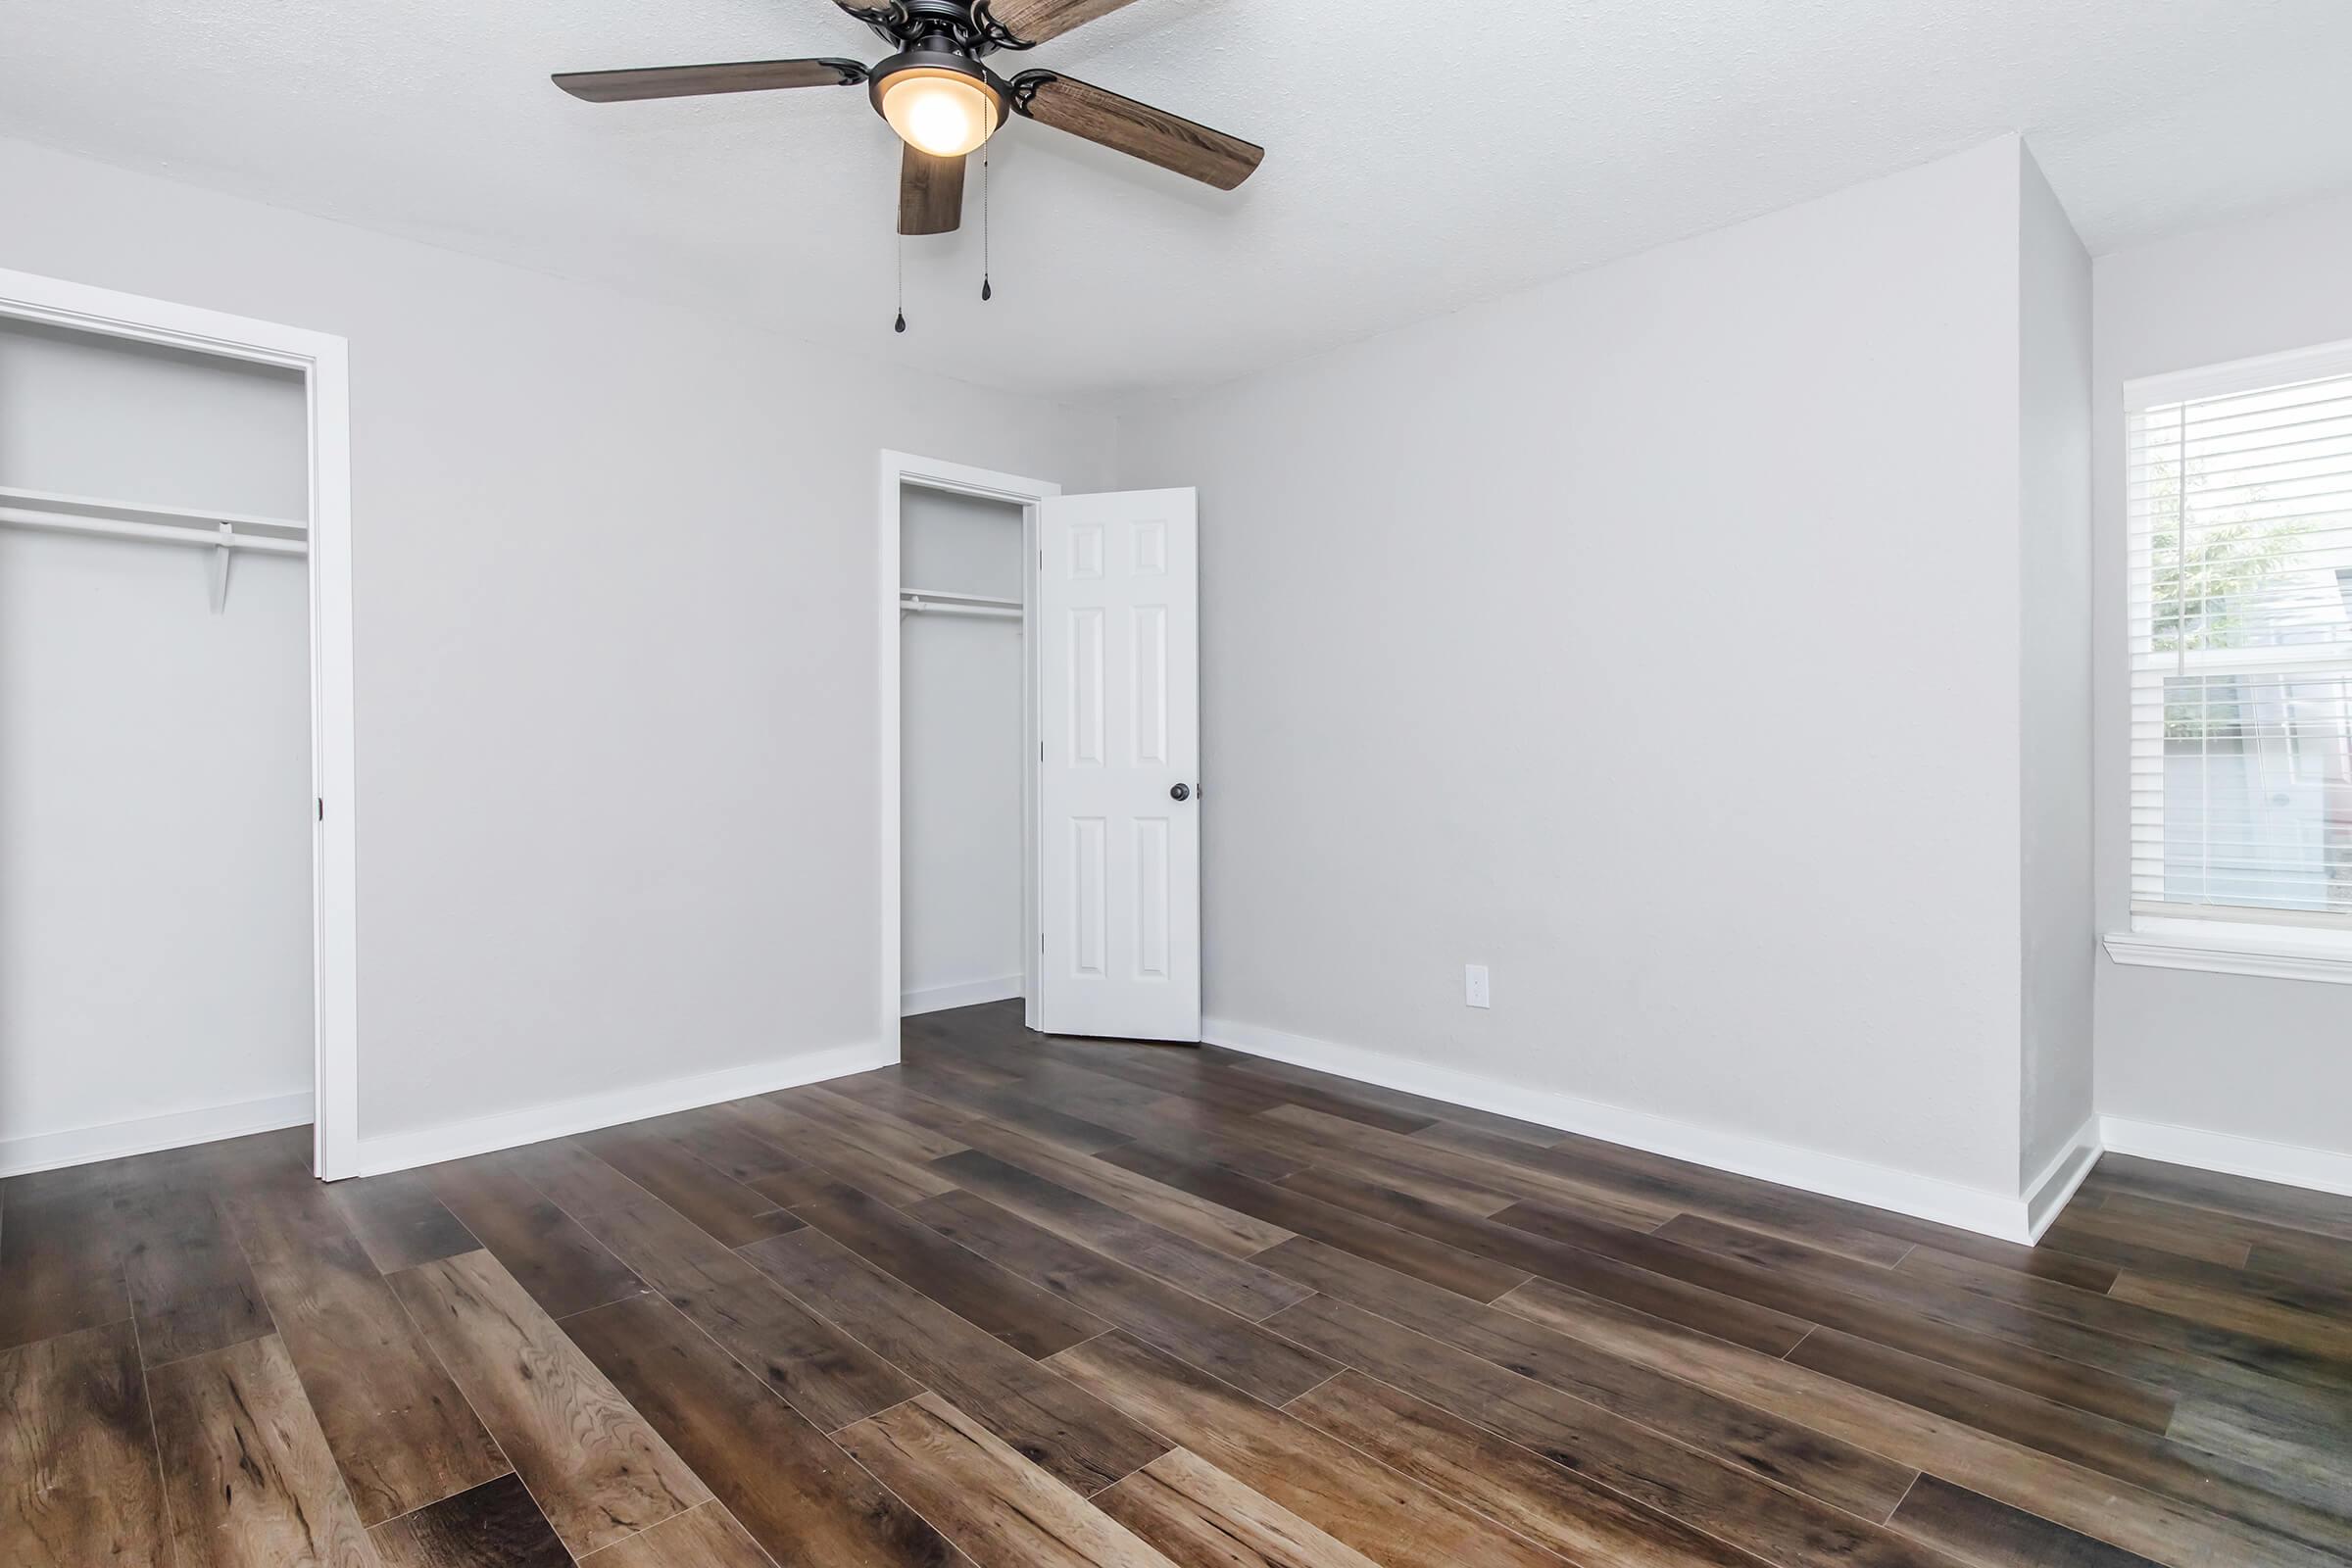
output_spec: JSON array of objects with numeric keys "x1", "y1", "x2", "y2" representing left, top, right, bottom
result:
[{"x1": 2128, "y1": 364, "x2": 2352, "y2": 927}]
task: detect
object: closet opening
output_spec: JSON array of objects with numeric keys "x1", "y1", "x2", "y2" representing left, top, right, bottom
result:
[
  {"x1": 0, "y1": 268, "x2": 356, "y2": 1180},
  {"x1": 877, "y1": 452, "x2": 1058, "y2": 1048}
]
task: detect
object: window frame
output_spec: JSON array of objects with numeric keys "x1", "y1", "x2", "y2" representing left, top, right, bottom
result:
[{"x1": 2106, "y1": 334, "x2": 2352, "y2": 984}]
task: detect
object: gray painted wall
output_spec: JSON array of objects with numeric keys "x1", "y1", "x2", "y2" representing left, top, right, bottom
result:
[
  {"x1": 0, "y1": 320, "x2": 312, "y2": 1149},
  {"x1": 2092, "y1": 187, "x2": 2352, "y2": 1159},
  {"x1": 1118, "y1": 139, "x2": 2034, "y2": 1197},
  {"x1": 2016, "y1": 146, "x2": 2097, "y2": 1184},
  {"x1": 0, "y1": 135, "x2": 1115, "y2": 1152}
]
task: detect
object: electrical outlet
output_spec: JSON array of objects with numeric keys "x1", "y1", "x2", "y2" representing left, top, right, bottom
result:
[{"x1": 1464, "y1": 963, "x2": 1491, "y2": 1008}]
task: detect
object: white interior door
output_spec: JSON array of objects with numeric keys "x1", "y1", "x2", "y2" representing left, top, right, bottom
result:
[{"x1": 1038, "y1": 488, "x2": 1200, "y2": 1041}]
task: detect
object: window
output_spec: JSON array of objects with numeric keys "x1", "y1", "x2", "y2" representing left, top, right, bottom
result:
[{"x1": 2126, "y1": 351, "x2": 2352, "y2": 947}]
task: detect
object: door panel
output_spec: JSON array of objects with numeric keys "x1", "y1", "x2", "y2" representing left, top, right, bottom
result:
[{"x1": 1038, "y1": 489, "x2": 1199, "y2": 1041}]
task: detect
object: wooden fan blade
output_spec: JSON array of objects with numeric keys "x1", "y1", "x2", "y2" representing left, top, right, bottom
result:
[
  {"x1": 900, "y1": 146, "x2": 967, "y2": 235},
  {"x1": 982, "y1": 0, "x2": 1148, "y2": 46},
  {"x1": 1009, "y1": 73, "x2": 1262, "y2": 190},
  {"x1": 553, "y1": 59, "x2": 866, "y2": 103}
]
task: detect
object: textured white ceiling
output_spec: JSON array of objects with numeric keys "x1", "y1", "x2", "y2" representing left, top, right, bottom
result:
[{"x1": 5, "y1": 2, "x2": 2351, "y2": 399}]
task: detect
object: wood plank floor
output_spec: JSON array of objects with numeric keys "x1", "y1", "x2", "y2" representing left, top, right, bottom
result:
[{"x1": 4, "y1": 1000, "x2": 2349, "y2": 1567}]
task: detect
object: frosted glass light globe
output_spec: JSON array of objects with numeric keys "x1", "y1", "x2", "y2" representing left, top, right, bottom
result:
[{"x1": 881, "y1": 69, "x2": 1001, "y2": 158}]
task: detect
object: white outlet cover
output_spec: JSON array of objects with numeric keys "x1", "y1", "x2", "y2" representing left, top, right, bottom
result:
[{"x1": 1465, "y1": 964, "x2": 1491, "y2": 1008}]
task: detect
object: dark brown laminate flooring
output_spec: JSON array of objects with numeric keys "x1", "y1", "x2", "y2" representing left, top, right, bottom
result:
[{"x1": 4, "y1": 1000, "x2": 2348, "y2": 1567}]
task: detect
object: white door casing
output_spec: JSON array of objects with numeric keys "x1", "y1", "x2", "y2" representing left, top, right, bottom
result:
[
  {"x1": 0, "y1": 266, "x2": 357, "y2": 1179},
  {"x1": 1038, "y1": 489, "x2": 1200, "y2": 1041}
]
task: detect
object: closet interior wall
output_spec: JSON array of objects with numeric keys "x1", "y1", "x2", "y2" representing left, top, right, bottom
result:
[
  {"x1": 0, "y1": 318, "x2": 313, "y2": 1171},
  {"x1": 900, "y1": 485, "x2": 1027, "y2": 1014}
]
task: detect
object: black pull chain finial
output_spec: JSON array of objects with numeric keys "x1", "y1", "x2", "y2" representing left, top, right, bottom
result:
[
  {"x1": 894, "y1": 230, "x2": 907, "y2": 333},
  {"x1": 980, "y1": 146, "x2": 993, "y2": 301}
]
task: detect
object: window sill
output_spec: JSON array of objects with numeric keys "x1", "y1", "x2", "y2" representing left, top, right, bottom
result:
[{"x1": 2103, "y1": 919, "x2": 2352, "y2": 985}]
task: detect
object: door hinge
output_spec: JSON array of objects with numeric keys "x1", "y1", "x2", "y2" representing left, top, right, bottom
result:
[
  {"x1": 317, "y1": 798, "x2": 324, "y2": 821},
  {"x1": 1040, "y1": 932, "x2": 1046, "y2": 953}
]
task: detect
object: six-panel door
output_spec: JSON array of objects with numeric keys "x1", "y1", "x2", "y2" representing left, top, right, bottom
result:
[{"x1": 1037, "y1": 488, "x2": 1200, "y2": 1041}]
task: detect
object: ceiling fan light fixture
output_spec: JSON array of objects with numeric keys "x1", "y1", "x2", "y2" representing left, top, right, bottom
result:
[
  {"x1": 873, "y1": 52, "x2": 1004, "y2": 159},
  {"x1": 553, "y1": 0, "x2": 1267, "y2": 244}
]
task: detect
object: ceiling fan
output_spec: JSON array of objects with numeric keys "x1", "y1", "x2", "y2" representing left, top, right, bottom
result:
[{"x1": 553, "y1": 0, "x2": 1264, "y2": 237}]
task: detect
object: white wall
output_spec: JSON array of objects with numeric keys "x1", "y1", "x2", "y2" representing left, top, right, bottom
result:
[
  {"x1": 0, "y1": 321, "x2": 313, "y2": 1158},
  {"x1": 901, "y1": 487, "x2": 1026, "y2": 1008},
  {"x1": 2016, "y1": 150, "x2": 2097, "y2": 1185},
  {"x1": 1120, "y1": 138, "x2": 2037, "y2": 1203},
  {"x1": 0, "y1": 319, "x2": 309, "y2": 514},
  {"x1": 2092, "y1": 188, "x2": 2352, "y2": 1162},
  {"x1": 0, "y1": 136, "x2": 1114, "y2": 1162}
]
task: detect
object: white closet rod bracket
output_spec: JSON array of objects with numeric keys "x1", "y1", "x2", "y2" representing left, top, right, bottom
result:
[{"x1": 211, "y1": 520, "x2": 232, "y2": 614}]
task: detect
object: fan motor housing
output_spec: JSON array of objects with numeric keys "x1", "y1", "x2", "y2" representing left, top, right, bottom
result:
[
  {"x1": 858, "y1": 0, "x2": 1028, "y2": 56},
  {"x1": 868, "y1": 39, "x2": 1011, "y2": 127},
  {"x1": 897, "y1": 0, "x2": 982, "y2": 24}
]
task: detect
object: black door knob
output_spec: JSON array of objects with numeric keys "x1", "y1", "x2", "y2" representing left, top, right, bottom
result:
[{"x1": 1169, "y1": 783, "x2": 1192, "y2": 802}]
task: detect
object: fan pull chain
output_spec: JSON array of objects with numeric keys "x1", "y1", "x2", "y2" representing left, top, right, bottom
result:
[
  {"x1": 980, "y1": 148, "x2": 993, "y2": 302},
  {"x1": 894, "y1": 232, "x2": 906, "y2": 334}
]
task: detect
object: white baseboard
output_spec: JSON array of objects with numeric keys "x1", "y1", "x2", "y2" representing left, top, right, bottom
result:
[
  {"x1": 1203, "y1": 1016, "x2": 2045, "y2": 1243},
  {"x1": 2100, "y1": 1115, "x2": 2352, "y2": 1199},
  {"x1": 902, "y1": 975, "x2": 1025, "y2": 1017},
  {"x1": 2020, "y1": 1116, "x2": 2103, "y2": 1242},
  {"x1": 0, "y1": 1090, "x2": 315, "y2": 1179},
  {"x1": 356, "y1": 1040, "x2": 900, "y2": 1178}
]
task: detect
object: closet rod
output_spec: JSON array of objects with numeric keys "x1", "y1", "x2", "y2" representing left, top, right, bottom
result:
[
  {"x1": 0, "y1": 482, "x2": 306, "y2": 538},
  {"x1": 899, "y1": 585, "x2": 1021, "y2": 609},
  {"x1": 0, "y1": 506, "x2": 308, "y2": 556},
  {"x1": 900, "y1": 596, "x2": 1020, "y2": 619}
]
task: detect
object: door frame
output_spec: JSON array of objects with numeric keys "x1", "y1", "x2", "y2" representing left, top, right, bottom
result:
[
  {"x1": 0, "y1": 266, "x2": 360, "y2": 1179},
  {"x1": 878, "y1": 451, "x2": 1060, "y2": 1047}
]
